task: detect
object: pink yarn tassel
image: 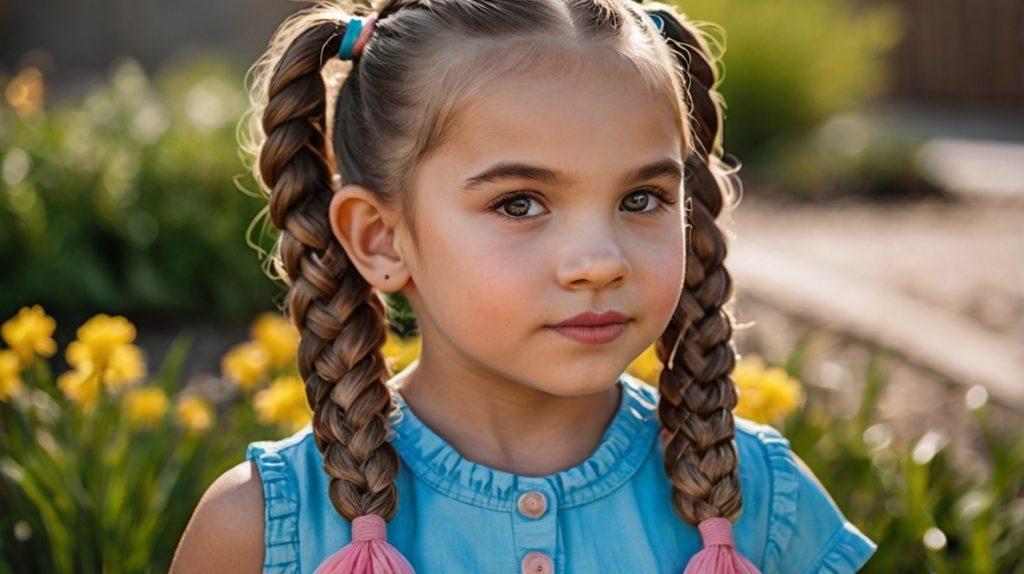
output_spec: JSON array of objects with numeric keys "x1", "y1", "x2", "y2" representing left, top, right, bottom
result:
[
  {"x1": 313, "y1": 514, "x2": 415, "y2": 574},
  {"x1": 682, "y1": 517, "x2": 762, "y2": 574}
]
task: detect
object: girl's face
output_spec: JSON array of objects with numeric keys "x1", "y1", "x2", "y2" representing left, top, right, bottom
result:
[{"x1": 395, "y1": 60, "x2": 686, "y2": 398}]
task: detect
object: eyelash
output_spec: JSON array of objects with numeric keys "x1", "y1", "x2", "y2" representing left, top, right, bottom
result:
[{"x1": 488, "y1": 187, "x2": 678, "y2": 223}]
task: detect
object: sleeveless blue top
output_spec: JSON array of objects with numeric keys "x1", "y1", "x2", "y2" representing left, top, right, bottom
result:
[{"x1": 245, "y1": 375, "x2": 877, "y2": 573}]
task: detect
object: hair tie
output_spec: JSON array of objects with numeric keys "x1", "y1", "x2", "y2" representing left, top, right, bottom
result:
[
  {"x1": 313, "y1": 513, "x2": 415, "y2": 573},
  {"x1": 681, "y1": 517, "x2": 762, "y2": 574},
  {"x1": 338, "y1": 14, "x2": 378, "y2": 61},
  {"x1": 647, "y1": 12, "x2": 665, "y2": 32}
]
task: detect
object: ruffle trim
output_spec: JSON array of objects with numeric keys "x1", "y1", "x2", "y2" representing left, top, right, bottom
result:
[
  {"x1": 808, "y1": 522, "x2": 878, "y2": 573},
  {"x1": 386, "y1": 374, "x2": 661, "y2": 510},
  {"x1": 754, "y1": 424, "x2": 799, "y2": 574},
  {"x1": 246, "y1": 442, "x2": 302, "y2": 573}
]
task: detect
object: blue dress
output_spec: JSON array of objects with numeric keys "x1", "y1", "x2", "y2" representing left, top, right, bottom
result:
[{"x1": 246, "y1": 374, "x2": 877, "y2": 573}]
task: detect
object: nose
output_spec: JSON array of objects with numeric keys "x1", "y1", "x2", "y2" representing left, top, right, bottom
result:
[{"x1": 556, "y1": 234, "x2": 631, "y2": 290}]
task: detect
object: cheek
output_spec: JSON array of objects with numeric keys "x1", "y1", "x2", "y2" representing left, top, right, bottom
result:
[
  {"x1": 635, "y1": 226, "x2": 685, "y2": 320},
  {"x1": 411, "y1": 221, "x2": 541, "y2": 332}
]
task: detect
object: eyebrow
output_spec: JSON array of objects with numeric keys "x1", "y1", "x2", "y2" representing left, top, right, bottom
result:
[{"x1": 461, "y1": 158, "x2": 683, "y2": 191}]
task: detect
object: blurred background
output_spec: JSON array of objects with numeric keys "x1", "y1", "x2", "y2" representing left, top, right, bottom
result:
[{"x1": 1, "y1": 0, "x2": 1022, "y2": 572}]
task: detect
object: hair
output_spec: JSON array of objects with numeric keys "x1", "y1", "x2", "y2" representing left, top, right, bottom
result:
[{"x1": 242, "y1": 0, "x2": 744, "y2": 540}]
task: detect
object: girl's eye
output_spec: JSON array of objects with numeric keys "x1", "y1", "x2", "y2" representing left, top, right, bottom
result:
[
  {"x1": 621, "y1": 188, "x2": 673, "y2": 214},
  {"x1": 493, "y1": 193, "x2": 546, "y2": 220}
]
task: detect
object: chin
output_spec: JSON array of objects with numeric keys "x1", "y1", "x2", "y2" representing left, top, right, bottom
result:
[{"x1": 534, "y1": 369, "x2": 625, "y2": 398}]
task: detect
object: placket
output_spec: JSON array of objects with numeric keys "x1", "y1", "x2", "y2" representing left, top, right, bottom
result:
[{"x1": 512, "y1": 477, "x2": 560, "y2": 573}]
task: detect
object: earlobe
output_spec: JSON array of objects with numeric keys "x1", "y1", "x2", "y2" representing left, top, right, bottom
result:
[{"x1": 327, "y1": 185, "x2": 409, "y2": 292}]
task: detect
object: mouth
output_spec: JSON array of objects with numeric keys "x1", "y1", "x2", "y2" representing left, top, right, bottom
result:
[{"x1": 549, "y1": 311, "x2": 629, "y2": 345}]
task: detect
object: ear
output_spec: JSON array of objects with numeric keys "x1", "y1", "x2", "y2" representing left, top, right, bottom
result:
[{"x1": 328, "y1": 185, "x2": 409, "y2": 293}]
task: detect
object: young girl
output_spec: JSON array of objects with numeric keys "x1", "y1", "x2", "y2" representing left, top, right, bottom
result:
[{"x1": 171, "y1": 1, "x2": 878, "y2": 572}]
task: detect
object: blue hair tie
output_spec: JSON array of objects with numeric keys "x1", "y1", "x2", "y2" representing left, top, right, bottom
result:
[
  {"x1": 647, "y1": 13, "x2": 665, "y2": 32},
  {"x1": 338, "y1": 18, "x2": 366, "y2": 60}
]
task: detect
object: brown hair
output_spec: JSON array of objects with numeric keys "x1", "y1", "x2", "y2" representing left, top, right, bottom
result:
[{"x1": 242, "y1": 0, "x2": 743, "y2": 538}]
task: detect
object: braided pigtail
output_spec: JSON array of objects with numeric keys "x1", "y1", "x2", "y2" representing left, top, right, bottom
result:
[
  {"x1": 250, "y1": 5, "x2": 413, "y2": 574},
  {"x1": 643, "y1": 7, "x2": 758, "y2": 573}
]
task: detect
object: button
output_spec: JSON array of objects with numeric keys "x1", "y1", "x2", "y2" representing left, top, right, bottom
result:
[
  {"x1": 517, "y1": 491, "x2": 548, "y2": 519},
  {"x1": 521, "y1": 551, "x2": 554, "y2": 574}
]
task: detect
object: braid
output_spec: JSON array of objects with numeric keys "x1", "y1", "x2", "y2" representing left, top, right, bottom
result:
[
  {"x1": 258, "y1": 17, "x2": 401, "y2": 522},
  {"x1": 646, "y1": 8, "x2": 745, "y2": 526}
]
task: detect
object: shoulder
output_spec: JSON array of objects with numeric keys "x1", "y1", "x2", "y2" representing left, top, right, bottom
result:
[
  {"x1": 244, "y1": 425, "x2": 324, "y2": 505},
  {"x1": 169, "y1": 460, "x2": 265, "y2": 574},
  {"x1": 733, "y1": 419, "x2": 878, "y2": 573}
]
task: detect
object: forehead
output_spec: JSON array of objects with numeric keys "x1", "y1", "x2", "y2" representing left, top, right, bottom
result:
[{"x1": 418, "y1": 57, "x2": 683, "y2": 190}]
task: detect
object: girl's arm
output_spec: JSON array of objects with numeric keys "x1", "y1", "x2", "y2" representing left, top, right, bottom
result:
[{"x1": 168, "y1": 461, "x2": 266, "y2": 573}]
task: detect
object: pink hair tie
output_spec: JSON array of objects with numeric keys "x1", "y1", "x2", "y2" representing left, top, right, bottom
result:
[
  {"x1": 351, "y1": 14, "x2": 378, "y2": 59},
  {"x1": 313, "y1": 513, "x2": 414, "y2": 574},
  {"x1": 681, "y1": 517, "x2": 762, "y2": 574}
]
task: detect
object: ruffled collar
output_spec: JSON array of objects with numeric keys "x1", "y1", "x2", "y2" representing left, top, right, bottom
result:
[{"x1": 386, "y1": 375, "x2": 660, "y2": 511}]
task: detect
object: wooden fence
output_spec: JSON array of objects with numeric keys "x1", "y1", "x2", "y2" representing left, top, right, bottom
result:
[{"x1": 890, "y1": 0, "x2": 1024, "y2": 102}]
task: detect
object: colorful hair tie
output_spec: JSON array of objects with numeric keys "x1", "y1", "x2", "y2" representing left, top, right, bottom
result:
[
  {"x1": 647, "y1": 12, "x2": 665, "y2": 32},
  {"x1": 338, "y1": 14, "x2": 378, "y2": 61}
]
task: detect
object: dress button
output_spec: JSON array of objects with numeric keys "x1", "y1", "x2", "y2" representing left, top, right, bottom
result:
[
  {"x1": 517, "y1": 491, "x2": 548, "y2": 519},
  {"x1": 521, "y1": 551, "x2": 554, "y2": 573}
]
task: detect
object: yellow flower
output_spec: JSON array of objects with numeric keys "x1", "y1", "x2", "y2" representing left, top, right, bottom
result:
[
  {"x1": 731, "y1": 355, "x2": 804, "y2": 425},
  {"x1": 5, "y1": 67, "x2": 45, "y2": 119},
  {"x1": 1, "y1": 305, "x2": 57, "y2": 364},
  {"x1": 68, "y1": 341, "x2": 148, "y2": 390},
  {"x1": 382, "y1": 333, "x2": 421, "y2": 374},
  {"x1": 627, "y1": 344, "x2": 662, "y2": 386},
  {"x1": 0, "y1": 350, "x2": 24, "y2": 402},
  {"x1": 250, "y1": 313, "x2": 299, "y2": 369},
  {"x1": 63, "y1": 314, "x2": 147, "y2": 400},
  {"x1": 175, "y1": 395, "x2": 216, "y2": 433},
  {"x1": 221, "y1": 341, "x2": 271, "y2": 392},
  {"x1": 254, "y1": 375, "x2": 311, "y2": 432},
  {"x1": 122, "y1": 386, "x2": 169, "y2": 428},
  {"x1": 102, "y1": 344, "x2": 146, "y2": 391},
  {"x1": 68, "y1": 314, "x2": 137, "y2": 370},
  {"x1": 57, "y1": 368, "x2": 102, "y2": 408}
]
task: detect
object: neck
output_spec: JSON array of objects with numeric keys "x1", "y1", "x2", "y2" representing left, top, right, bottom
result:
[{"x1": 389, "y1": 361, "x2": 622, "y2": 477}]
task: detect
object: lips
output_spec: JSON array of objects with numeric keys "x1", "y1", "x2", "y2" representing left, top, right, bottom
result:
[
  {"x1": 552, "y1": 311, "x2": 628, "y2": 328},
  {"x1": 550, "y1": 311, "x2": 629, "y2": 345}
]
